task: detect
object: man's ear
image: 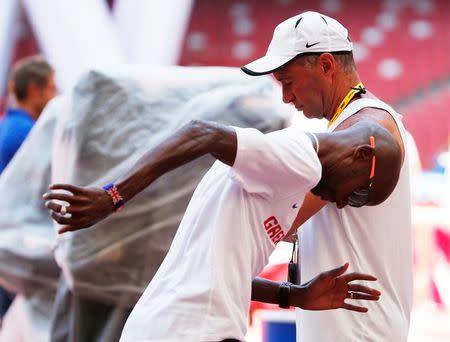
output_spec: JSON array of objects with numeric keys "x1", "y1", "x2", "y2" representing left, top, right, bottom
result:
[
  {"x1": 353, "y1": 144, "x2": 375, "y2": 161},
  {"x1": 318, "y1": 53, "x2": 336, "y2": 76}
]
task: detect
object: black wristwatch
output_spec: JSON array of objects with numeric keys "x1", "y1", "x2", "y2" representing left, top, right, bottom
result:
[{"x1": 278, "y1": 282, "x2": 293, "y2": 309}]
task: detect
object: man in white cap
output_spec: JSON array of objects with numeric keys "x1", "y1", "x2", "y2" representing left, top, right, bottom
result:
[{"x1": 243, "y1": 11, "x2": 412, "y2": 342}]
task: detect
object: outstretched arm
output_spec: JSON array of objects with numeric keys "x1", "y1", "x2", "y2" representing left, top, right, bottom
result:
[
  {"x1": 44, "y1": 120, "x2": 237, "y2": 233},
  {"x1": 115, "y1": 120, "x2": 237, "y2": 201},
  {"x1": 252, "y1": 263, "x2": 381, "y2": 312}
]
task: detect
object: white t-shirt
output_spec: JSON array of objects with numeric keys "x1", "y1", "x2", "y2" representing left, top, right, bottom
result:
[
  {"x1": 297, "y1": 98, "x2": 413, "y2": 342},
  {"x1": 120, "y1": 126, "x2": 321, "y2": 342}
]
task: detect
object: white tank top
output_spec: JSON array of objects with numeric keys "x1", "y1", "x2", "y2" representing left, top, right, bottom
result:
[{"x1": 297, "y1": 98, "x2": 413, "y2": 341}]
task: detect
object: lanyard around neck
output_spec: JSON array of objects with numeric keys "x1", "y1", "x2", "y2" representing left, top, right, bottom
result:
[{"x1": 327, "y1": 82, "x2": 366, "y2": 128}]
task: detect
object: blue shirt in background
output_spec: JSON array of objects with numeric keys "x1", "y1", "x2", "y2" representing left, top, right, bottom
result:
[{"x1": 0, "y1": 108, "x2": 34, "y2": 173}]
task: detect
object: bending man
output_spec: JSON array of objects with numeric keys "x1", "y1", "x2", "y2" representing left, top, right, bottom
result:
[{"x1": 44, "y1": 119, "x2": 400, "y2": 341}]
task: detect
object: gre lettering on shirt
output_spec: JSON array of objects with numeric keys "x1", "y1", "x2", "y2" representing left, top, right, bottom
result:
[{"x1": 263, "y1": 216, "x2": 285, "y2": 244}]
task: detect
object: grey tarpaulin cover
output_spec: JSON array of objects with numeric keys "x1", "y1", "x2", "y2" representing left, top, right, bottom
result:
[
  {"x1": 0, "y1": 97, "x2": 63, "y2": 341},
  {"x1": 0, "y1": 99, "x2": 60, "y2": 294},
  {"x1": 0, "y1": 66, "x2": 291, "y2": 341},
  {"x1": 51, "y1": 66, "x2": 290, "y2": 308}
]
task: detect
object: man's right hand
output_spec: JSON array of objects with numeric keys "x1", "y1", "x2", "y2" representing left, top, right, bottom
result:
[{"x1": 43, "y1": 183, "x2": 114, "y2": 234}]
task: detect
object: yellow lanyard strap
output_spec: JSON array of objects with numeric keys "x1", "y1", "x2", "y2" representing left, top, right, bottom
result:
[{"x1": 328, "y1": 82, "x2": 366, "y2": 128}]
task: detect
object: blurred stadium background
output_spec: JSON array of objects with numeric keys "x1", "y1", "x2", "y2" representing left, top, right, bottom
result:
[{"x1": 0, "y1": 0, "x2": 449, "y2": 341}]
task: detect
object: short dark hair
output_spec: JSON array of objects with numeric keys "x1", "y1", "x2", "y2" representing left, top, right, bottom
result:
[
  {"x1": 10, "y1": 56, "x2": 54, "y2": 101},
  {"x1": 295, "y1": 51, "x2": 356, "y2": 73}
]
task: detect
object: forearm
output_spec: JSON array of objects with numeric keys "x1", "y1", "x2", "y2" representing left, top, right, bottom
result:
[
  {"x1": 283, "y1": 192, "x2": 327, "y2": 242},
  {"x1": 116, "y1": 120, "x2": 237, "y2": 203},
  {"x1": 252, "y1": 277, "x2": 280, "y2": 304},
  {"x1": 252, "y1": 277, "x2": 306, "y2": 308}
]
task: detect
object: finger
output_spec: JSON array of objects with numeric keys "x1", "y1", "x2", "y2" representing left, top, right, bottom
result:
[
  {"x1": 43, "y1": 193, "x2": 78, "y2": 203},
  {"x1": 347, "y1": 293, "x2": 380, "y2": 301},
  {"x1": 45, "y1": 202, "x2": 86, "y2": 217},
  {"x1": 45, "y1": 202, "x2": 78, "y2": 217},
  {"x1": 341, "y1": 272, "x2": 377, "y2": 282},
  {"x1": 324, "y1": 262, "x2": 349, "y2": 278},
  {"x1": 48, "y1": 183, "x2": 84, "y2": 194},
  {"x1": 46, "y1": 201, "x2": 68, "y2": 213},
  {"x1": 341, "y1": 303, "x2": 368, "y2": 313},
  {"x1": 348, "y1": 284, "x2": 381, "y2": 296},
  {"x1": 51, "y1": 211, "x2": 77, "y2": 225}
]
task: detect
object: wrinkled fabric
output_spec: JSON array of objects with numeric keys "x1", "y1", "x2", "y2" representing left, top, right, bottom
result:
[
  {"x1": 0, "y1": 66, "x2": 290, "y2": 341},
  {"x1": 0, "y1": 100, "x2": 61, "y2": 342},
  {"x1": 51, "y1": 66, "x2": 290, "y2": 307},
  {"x1": 0, "y1": 101, "x2": 60, "y2": 296}
]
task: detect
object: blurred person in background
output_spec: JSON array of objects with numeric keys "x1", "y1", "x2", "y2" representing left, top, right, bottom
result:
[
  {"x1": 0, "y1": 56, "x2": 56, "y2": 173},
  {"x1": 243, "y1": 11, "x2": 412, "y2": 341},
  {"x1": 0, "y1": 55, "x2": 56, "y2": 325}
]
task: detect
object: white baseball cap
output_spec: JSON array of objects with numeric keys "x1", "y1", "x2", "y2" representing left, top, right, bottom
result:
[{"x1": 242, "y1": 11, "x2": 353, "y2": 76}]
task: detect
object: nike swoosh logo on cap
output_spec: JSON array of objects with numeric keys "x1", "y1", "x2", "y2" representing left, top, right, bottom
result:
[{"x1": 305, "y1": 42, "x2": 320, "y2": 48}]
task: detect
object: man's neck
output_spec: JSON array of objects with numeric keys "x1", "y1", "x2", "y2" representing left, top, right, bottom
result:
[
  {"x1": 325, "y1": 74, "x2": 361, "y2": 121},
  {"x1": 14, "y1": 102, "x2": 37, "y2": 121}
]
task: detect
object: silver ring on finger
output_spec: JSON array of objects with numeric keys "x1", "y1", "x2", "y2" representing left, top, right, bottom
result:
[
  {"x1": 60, "y1": 205, "x2": 67, "y2": 215},
  {"x1": 349, "y1": 291, "x2": 354, "y2": 300}
]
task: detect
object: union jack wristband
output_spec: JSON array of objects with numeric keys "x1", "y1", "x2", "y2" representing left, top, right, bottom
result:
[{"x1": 102, "y1": 183, "x2": 125, "y2": 211}]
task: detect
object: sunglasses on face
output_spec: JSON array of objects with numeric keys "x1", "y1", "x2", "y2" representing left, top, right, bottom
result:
[{"x1": 347, "y1": 136, "x2": 376, "y2": 208}]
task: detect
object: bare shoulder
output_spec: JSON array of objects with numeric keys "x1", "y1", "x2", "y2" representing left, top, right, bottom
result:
[
  {"x1": 336, "y1": 106, "x2": 405, "y2": 160},
  {"x1": 336, "y1": 106, "x2": 395, "y2": 131}
]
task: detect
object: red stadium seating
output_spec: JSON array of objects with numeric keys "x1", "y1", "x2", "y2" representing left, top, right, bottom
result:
[
  {"x1": 2, "y1": 0, "x2": 449, "y2": 169},
  {"x1": 403, "y1": 86, "x2": 450, "y2": 169},
  {"x1": 180, "y1": 0, "x2": 450, "y2": 101},
  {"x1": 179, "y1": 0, "x2": 450, "y2": 170}
]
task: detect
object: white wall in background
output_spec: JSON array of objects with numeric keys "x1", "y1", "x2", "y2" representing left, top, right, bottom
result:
[
  {"x1": 21, "y1": 0, "x2": 127, "y2": 92},
  {"x1": 0, "y1": 0, "x2": 19, "y2": 99},
  {"x1": 114, "y1": 0, "x2": 194, "y2": 65}
]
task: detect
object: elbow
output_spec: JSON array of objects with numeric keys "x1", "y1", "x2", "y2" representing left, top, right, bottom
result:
[
  {"x1": 186, "y1": 119, "x2": 217, "y2": 146},
  {"x1": 186, "y1": 119, "x2": 223, "y2": 147},
  {"x1": 187, "y1": 119, "x2": 215, "y2": 140},
  {"x1": 186, "y1": 119, "x2": 237, "y2": 166}
]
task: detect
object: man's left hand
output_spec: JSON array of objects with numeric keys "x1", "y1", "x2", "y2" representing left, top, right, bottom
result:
[{"x1": 293, "y1": 262, "x2": 381, "y2": 312}]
